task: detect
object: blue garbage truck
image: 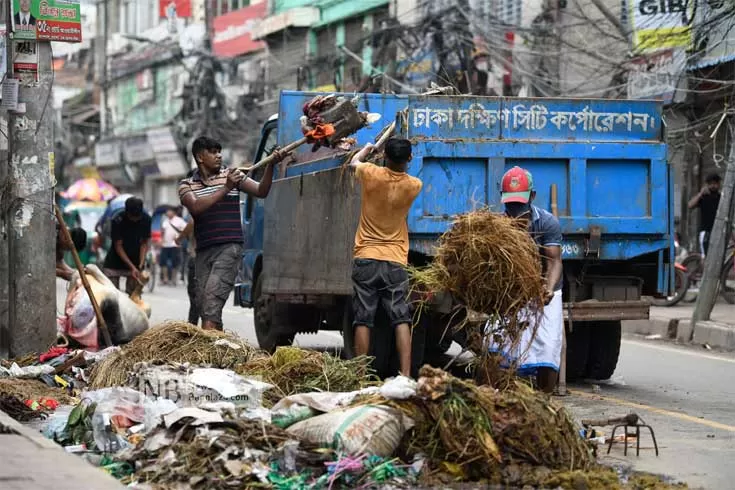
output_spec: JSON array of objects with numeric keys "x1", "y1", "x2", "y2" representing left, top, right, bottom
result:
[{"x1": 235, "y1": 91, "x2": 673, "y2": 381}]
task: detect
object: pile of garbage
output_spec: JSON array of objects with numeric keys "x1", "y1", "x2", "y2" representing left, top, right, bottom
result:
[{"x1": 0, "y1": 321, "x2": 687, "y2": 489}]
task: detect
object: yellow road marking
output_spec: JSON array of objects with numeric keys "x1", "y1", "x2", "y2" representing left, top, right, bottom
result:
[{"x1": 570, "y1": 389, "x2": 735, "y2": 433}]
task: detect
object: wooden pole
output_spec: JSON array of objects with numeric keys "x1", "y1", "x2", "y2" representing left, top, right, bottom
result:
[
  {"x1": 54, "y1": 205, "x2": 113, "y2": 348},
  {"x1": 692, "y1": 119, "x2": 735, "y2": 327},
  {"x1": 550, "y1": 184, "x2": 567, "y2": 396}
]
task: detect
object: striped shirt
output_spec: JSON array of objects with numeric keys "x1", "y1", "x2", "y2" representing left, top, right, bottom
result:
[{"x1": 178, "y1": 167, "x2": 242, "y2": 252}]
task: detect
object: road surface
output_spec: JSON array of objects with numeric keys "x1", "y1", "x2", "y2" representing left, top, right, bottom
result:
[{"x1": 57, "y1": 280, "x2": 735, "y2": 489}]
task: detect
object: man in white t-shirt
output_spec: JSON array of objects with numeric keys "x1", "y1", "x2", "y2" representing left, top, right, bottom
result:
[{"x1": 160, "y1": 207, "x2": 187, "y2": 286}]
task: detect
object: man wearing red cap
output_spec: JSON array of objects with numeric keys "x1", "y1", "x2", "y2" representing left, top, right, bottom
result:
[{"x1": 495, "y1": 166, "x2": 564, "y2": 393}]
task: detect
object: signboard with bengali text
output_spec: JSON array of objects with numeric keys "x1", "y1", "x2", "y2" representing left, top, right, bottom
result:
[{"x1": 11, "y1": 0, "x2": 82, "y2": 43}]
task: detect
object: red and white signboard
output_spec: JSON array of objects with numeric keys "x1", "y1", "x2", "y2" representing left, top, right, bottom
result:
[
  {"x1": 159, "y1": 0, "x2": 191, "y2": 19},
  {"x1": 212, "y1": 2, "x2": 266, "y2": 58}
]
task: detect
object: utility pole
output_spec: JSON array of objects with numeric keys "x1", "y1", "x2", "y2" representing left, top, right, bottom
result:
[
  {"x1": 692, "y1": 118, "x2": 735, "y2": 325},
  {"x1": 100, "y1": 0, "x2": 109, "y2": 135},
  {"x1": 0, "y1": 1, "x2": 11, "y2": 357},
  {"x1": 1, "y1": 7, "x2": 56, "y2": 356}
]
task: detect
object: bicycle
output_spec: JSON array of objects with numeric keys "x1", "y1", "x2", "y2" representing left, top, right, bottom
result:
[{"x1": 681, "y1": 242, "x2": 735, "y2": 304}]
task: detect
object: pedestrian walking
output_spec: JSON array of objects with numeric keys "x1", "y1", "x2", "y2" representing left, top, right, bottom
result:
[
  {"x1": 176, "y1": 217, "x2": 199, "y2": 325},
  {"x1": 178, "y1": 136, "x2": 286, "y2": 331},
  {"x1": 102, "y1": 197, "x2": 152, "y2": 295},
  {"x1": 348, "y1": 138, "x2": 423, "y2": 377},
  {"x1": 160, "y1": 206, "x2": 187, "y2": 286},
  {"x1": 688, "y1": 173, "x2": 722, "y2": 257},
  {"x1": 491, "y1": 166, "x2": 564, "y2": 394}
]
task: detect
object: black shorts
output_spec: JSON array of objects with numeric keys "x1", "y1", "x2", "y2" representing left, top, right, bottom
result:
[{"x1": 352, "y1": 258, "x2": 411, "y2": 328}]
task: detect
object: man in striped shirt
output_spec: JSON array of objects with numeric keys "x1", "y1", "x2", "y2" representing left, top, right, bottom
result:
[{"x1": 179, "y1": 136, "x2": 284, "y2": 331}]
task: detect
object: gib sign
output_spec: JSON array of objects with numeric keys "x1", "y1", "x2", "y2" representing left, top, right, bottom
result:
[
  {"x1": 627, "y1": 0, "x2": 693, "y2": 52},
  {"x1": 12, "y1": 0, "x2": 82, "y2": 43}
]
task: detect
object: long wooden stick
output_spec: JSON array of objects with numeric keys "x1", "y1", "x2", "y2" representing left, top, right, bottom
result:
[
  {"x1": 238, "y1": 137, "x2": 309, "y2": 173},
  {"x1": 551, "y1": 184, "x2": 559, "y2": 218},
  {"x1": 54, "y1": 205, "x2": 113, "y2": 348}
]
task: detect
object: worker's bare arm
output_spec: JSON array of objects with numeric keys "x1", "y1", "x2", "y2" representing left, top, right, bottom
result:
[
  {"x1": 543, "y1": 245, "x2": 563, "y2": 298},
  {"x1": 238, "y1": 148, "x2": 288, "y2": 198},
  {"x1": 349, "y1": 143, "x2": 375, "y2": 167}
]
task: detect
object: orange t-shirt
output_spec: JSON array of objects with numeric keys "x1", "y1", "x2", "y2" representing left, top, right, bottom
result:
[{"x1": 353, "y1": 162, "x2": 423, "y2": 265}]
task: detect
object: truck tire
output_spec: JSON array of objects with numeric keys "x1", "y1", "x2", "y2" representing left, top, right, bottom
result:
[
  {"x1": 253, "y1": 275, "x2": 294, "y2": 353},
  {"x1": 585, "y1": 320, "x2": 622, "y2": 380},
  {"x1": 565, "y1": 321, "x2": 590, "y2": 381}
]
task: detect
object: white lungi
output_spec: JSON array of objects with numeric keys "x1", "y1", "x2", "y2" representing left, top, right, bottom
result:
[
  {"x1": 486, "y1": 289, "x2": 563, "y2": 375},
  {"x1": 699, "y1": 230, "x2": 707, "y2": 257}
]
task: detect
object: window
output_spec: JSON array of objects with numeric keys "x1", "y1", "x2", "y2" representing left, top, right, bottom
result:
[
  {"x1": 216, "y1": 0, "x2": 250, "y2": 15},
  {"x1": 245, "y1": 124, "x2": 277, "y2": 221}
]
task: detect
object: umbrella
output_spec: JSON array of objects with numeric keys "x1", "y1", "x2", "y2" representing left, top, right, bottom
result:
[{"x1": 61, "y1": 178, "x2": 119, "y2": 202}]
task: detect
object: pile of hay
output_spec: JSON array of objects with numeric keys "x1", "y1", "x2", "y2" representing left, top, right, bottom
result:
[
  {"x1": 88, "y1": 321, "x2": 265, "y2": 388},
  {"x1": 365, "y1": 366, "x2": 594, "y2": 482},
  {"x1": 237, "y1": 346, "x2": 377, "y2": 406},
  {"x1": 0, "y1": 379, "x2": 77, "y2": 405},
  {"x1": 411, "y1": 210, "x2": 546, "y2": 366}
]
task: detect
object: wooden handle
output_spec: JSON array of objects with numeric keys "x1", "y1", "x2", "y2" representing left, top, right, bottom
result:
[
  {"x1": 54, "y1": 205, "x2": 113, "y2": 348},
  {"x1": 238, "y1": 136, "x2": 309, "y2": 173},
  {"x1": 551, "y1": 184, "x2": 559, "y2": 218}
]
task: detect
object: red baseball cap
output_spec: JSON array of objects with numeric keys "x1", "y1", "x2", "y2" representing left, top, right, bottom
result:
[{"x1": 501, "y1": 166, "x2": 534, "y2": 204}]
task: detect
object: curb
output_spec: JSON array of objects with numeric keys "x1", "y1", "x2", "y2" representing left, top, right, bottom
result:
[
  {"x1": 692, "y1": 321, "x2": 735, "y2": 350},
  {"x1": 622, "y1": 318, "x2": 673, "y2": 337},
  {"x1": 0, "y1": 409, "x2": 125, "y2": 489},
  {"x1": 623, "y1": 316, "x2": 735, "y2": 351}
]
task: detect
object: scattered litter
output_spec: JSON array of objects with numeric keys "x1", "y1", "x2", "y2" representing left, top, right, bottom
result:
[
  {"x1": 704, "y1": 344, "x2": 712, "y2": 350},
  {"x1": 645, "y1": 334, "x2": 663, "y2": 340},
  {"x1": 213, "y1": 339, "x2": 242, "y2": 350},
  {"x1": 163, "y1": 407, "x2": 224, "y2": 428},
  {"x1": 380, "y1": 375, "x2": 417, "y2": 400},
  {"x1": 0, "y1": 392, "x2": 47, "y2": 422},
  {"x1": 130, "y1": 363, "x2": 272, "y2": 408},
  {"x1": 0, "y1": 362, "x2": 55, "y2": 379},
  {"x1": 592, "y1": 384, "x2": 602, "y2": 394}
]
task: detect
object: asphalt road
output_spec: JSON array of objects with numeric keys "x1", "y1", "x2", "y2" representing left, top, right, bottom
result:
[{"x1": 57, "y1": 280, "x2": 735, "y2": 489}]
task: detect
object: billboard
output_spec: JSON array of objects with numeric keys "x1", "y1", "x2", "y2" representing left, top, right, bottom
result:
[
  {"x1": 628, "y1": 0, "x2": 693, "y2": 52},
  {"x1": 690, "y1": 0, "x2": 735, "y2": 68},
  {"x1": 627, "y1": 48, "x2": 686, "y2": 103},
  {"x1": 212, "y1": 2, "x2": 267, "y2": 58},
  {"x1": 11, "y1": 0, "x2": 82, "y2": 43},
  {"x1": 159, "y1": 0, "x2": 191, "y2": 19}
]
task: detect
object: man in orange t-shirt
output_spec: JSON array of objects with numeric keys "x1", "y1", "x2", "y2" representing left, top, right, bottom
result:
[{"x1": 349, "y1": 138, "x2": 423, "y2": 376}]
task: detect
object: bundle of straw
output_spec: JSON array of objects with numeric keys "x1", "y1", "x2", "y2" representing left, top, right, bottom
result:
[
  {"x1": 364, "y1": 366, "x2": 594, "y2": 482},
  {"x1": 88, "y1": 321, "x2": 265, "y2": 389},
  {"x1": 411, "y1": 210, "x2": 546, "y2": 359},
  {"x1": 237, "y1": 346, "x2": 377, "y2": 406}
]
